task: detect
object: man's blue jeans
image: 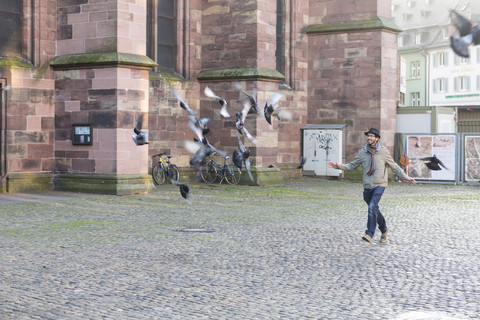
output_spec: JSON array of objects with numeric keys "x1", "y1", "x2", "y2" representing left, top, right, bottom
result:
[{"x1": 363, "y1": 186, "x2": 387, "y2": 237}]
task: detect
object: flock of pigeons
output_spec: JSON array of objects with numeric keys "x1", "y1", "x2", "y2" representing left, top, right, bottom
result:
[
  {"x1": 130, "y1": 9, "x2": 475, "y2": 201},
  {"x1": 132, "y1": 82, "x2": 294, "y2": 202}
]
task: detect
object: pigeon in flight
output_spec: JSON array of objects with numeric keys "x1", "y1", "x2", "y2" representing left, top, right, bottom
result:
[
  {"x1": 235, "y1": 102, "x2": 259, "y2": 145},
  {"x1": 187, "y1": 121, "x2": 227, "y2": 158},
  {"x1": 411, "y1": 155, "x2": 448, "y2": 171},
  {"x1": 297, "y1": 156, "x2": 307, "y2": 169},
  {"x1": 232, "y1": 147, "x2": 250, "y2": 170},
  {"x1": 189, "y1": 145, "x2": 213, "y2": 168},
  {"x1": 179, "y1": 183, "x2": 190, "y2": 202},
  {"x1": 264, "y1": 92, "x2": 284, "y2": 125},
  {"x1": 232, "y1": 150, "x2": 244, "y2": 170},
  {"x1": 170, "y1": 179, "x2": 191, "y2": 203},
  {"x1": 274, "y1": 108, "x2": 293, "y2": 122},
  {"x1": 236, "y1": 101, "x2": 250, "y2": 132},
  {"x1": 420, "y1": 155, "x2": 448, "y2": 171},
  {"x1": 450, "y1": 10, "x2": 480, "y2": 58},
  {"x1": 237, "y1": 135, "x2": 254, "y2": 183},
  {"x1": 234, "y1": 82, "x2": 261, "y2": 117},
  {"x1": 235, "y1": 111, "x2": 245, "y2": 135},
  {"x1": 172, "y1": 88, "x2": 197, "y2": 116},
  {"x1": 204, "y1": 87, "x2": 230, "y2": 118},
  {"x1": 173, "y1": 88, "x2": 210, "y2": 135},
  {"x1": 132, "y1": 113, "x2": 149, "y2": 145}
]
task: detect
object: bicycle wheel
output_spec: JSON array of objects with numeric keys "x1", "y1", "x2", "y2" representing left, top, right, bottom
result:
[
  {"x1": 224, "y1": 163, "x2": 241, "y2": 185},
  {"x1": 200, "y1": 161, "x2": 217, "y2": 184},
  {"x1": 152, "y1": 163, "x2": 166, "y2": 185},
  {"x1": 167, "y1": 164, "x2": 180, "y2": 184}
]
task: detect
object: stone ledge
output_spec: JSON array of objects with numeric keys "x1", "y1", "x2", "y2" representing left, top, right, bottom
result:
[
  {"x1": 239, "y1": 167, "x2": 284, "y2": 186},
  {"x1": 306, "y1": 17, "x2": 401, "y2": 34},
  {"x1": 5, "y1": 173, "x2": 53, "y2": 193},
  {"x1": 149, "y1": 71, "x2": 186, "y2": 82},
  {"x1": 277, "y1": 163, "x2": 303, "y2": 180},
  {"x1": 54, "y1": 173, "x2": 154, "y2": 195},
  {"x1": 197, "y1": 67, "x2": 285, "y2": 82},
  {"x1": 0, "y1": 56, "x2": 33, "y2": 68},
  {"x1": 50, "y1": 52, "x2": 158, "y2": 70}
]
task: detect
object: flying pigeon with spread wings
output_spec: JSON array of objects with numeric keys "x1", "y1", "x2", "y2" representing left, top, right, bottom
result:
[
  {"x1": 234, "y1": 82, "x2": 262, "y2": 117},
  {"x1": 411, "y1": 154, "x2": 448, "y2": 171},
  {"x1": 264, "y1": 91, "x2": 284, "y2": 125},
  {"x1": 173, "y1": 88, "x2": 210, "y2": 135},
  {"x1": 204, "y1": 87, "x2": 230, "y2": 118},
  {"x1": 450, "y1": 10, "x2": 480, "y2": 58}
]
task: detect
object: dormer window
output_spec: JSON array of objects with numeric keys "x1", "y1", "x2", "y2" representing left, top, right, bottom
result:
[
  {"x1": 442, "y1": 26, "x2": 449, "y2": 39},
  {"x1": 416, "y1": 33, "x2": 423, "y2": 44},
  {"x1": 421, "y1": 10, "x2": 430, "y2": 18},
  {"x1": 403, "y1": 13, "x2": 413, "y2": 21}
]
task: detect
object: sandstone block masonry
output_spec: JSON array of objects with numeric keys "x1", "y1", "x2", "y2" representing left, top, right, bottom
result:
[{"x1": 1, "y1": 0, "x2": 400, "y2": 193}]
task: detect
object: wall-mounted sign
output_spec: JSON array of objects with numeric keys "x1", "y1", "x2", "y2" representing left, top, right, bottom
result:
[{"x1": 72, "y1": 124, "x2": 92, "y2": 145}]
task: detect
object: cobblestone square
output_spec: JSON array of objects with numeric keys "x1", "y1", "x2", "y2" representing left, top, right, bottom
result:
[{"x1": 1, "y1": 178, "x2": 479, "y2": 319}]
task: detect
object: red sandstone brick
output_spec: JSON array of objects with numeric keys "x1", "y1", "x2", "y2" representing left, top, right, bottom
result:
[
  {"x1": 72, "y1": 159, "x2": 96, "y2": 172},
  {"x1": 42, "y1": 159, "x2": 55, "y2": 171},
  {"x1": 22, "y1": 159, "x2": 42, "y2": 171},
  {"x1": 28, "y1": 144, "x2": 54, "y2": 158}
]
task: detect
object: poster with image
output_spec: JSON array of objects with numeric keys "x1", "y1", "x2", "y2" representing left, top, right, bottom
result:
[
  {"x1": 406, "y1": 135, "x2": 456, "y2": 181},
  {"x1": 464, "y1": 136, "x2": 480, "y2": 182}
]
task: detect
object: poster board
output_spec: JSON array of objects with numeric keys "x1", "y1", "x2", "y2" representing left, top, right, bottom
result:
[
  {"x1": 405, "y1": 134, "x2": 457, "y2": 182},
  {"x1": 463, "y1": 134, "x2": 480, "y2": 182}
]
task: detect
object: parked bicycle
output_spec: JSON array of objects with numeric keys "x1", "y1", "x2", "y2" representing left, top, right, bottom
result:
[
  {"x1": 200, "y1": 152, "x2": 241, "y2": 185},
  {"x1": 151, "y1": 153, "x2": 180, "y2": 185}
]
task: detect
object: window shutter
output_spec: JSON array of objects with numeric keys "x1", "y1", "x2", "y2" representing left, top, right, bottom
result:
[
  {"x1": 454, "y1": 77, "x2": 458, "y2": 91},
  {"x1": 445, "y1": 78, "x2": 449, "y2": 92},
  {"x1": 432, "y1": 54, "x2": 437, "y2": 67},
  {"x1": 432, "y1": 79, "x2": 437, "y2": 93},
  {"x1": 454, "y1": 54, "x2": 458, "y2": 65},
  {"x1": 445, "y1": 52, "x2": 449, "y2": 66},
  {"x1": 467, "y1": 76, "x2": 471, "y2": 91}
]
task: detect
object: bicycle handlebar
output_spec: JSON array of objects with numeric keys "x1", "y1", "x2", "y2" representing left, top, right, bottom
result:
[{"x1": 152, "y1": 152, "x2": 167, "y2": 158}]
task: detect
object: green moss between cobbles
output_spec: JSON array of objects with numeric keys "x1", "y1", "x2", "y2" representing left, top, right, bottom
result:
[
  {"x1": 0, "y1": 182, "x2": 363, "y2": 244},
  {"x1": 44, "y1": 220, "x2": 105, "y2": 231}
]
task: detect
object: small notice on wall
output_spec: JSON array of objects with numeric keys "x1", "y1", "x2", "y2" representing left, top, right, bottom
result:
[{"x1": 406, "y1": 135, "x2": 456, "y2": 181}]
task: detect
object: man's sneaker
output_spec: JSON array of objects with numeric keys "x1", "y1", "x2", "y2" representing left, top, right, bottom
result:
[
  {"x1": 362, "y1": 234, "x2": 373, "y2": 243},
  {"x1": 380, "y1": 228, "x2": 389, "y2": 243}
]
